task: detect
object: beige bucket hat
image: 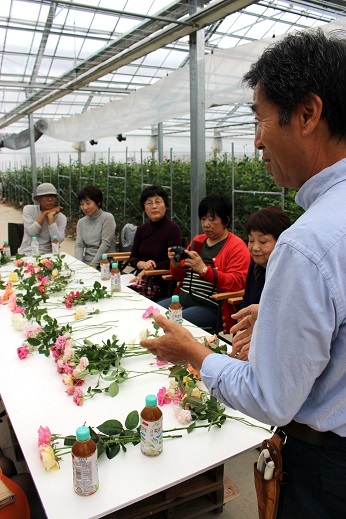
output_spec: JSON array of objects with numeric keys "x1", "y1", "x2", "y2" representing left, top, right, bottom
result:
[{"x1": 33, "y1": 183, "x2": 58, "y2": 201}]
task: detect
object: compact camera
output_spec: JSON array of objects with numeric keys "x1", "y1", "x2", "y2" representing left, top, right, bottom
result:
[{"x1": 170, "y1": 245, "x2": 189, "y2": 262}]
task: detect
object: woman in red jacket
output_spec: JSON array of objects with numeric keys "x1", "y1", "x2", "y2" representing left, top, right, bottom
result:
[{"x1": 159, "y1": 194, "x2": 250, "y2": 333}]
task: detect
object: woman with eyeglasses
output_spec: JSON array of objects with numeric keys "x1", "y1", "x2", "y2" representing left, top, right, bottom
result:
[{"x1": 129, "y1": 185, "x2": 182, "y2": 299}]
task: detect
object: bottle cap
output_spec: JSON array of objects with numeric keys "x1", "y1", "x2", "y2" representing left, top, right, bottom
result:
[
  {"x1": 3, "y1": 240, "x2": 8, "y2": 245},
  {"x1": 102, "y1": 253, "x2": 108, "y2": 260},
  {"x1": 53, "y1": 235, "x2": 57, "y2": 239},
  {"x1": 145, "y1": 395, "x2": 157, "y2": 407},
  {"x1": 32, "y1": 236, "x2": 37, "y2": 241},
  {"x1": 76, "y1": 425, "x2": 91, "y2": 441},
  {"x1": 112, "y1": 262, "x2": 118, "y2": 268},
  {"x1": 171, "y1": 295, "x2": 179, "y2": 303}
]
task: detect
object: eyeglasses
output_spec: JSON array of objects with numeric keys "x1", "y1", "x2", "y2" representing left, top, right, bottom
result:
[{"x1": 144, "y1": 198, "x2": 165, "y2": 208}]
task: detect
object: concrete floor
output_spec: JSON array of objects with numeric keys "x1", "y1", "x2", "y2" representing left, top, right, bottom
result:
[{"x1": 0, "y1": 200, "x2": 259, "y2": 519}]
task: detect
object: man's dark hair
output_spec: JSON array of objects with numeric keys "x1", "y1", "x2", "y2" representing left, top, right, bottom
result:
[
  {"x1": 198, "y1": 194, "x2": 232, "y2": 227},
  {"x1": 245, "y1": 206, "x2": 291, "y2": 240},
  {"x1": 140, "y1": 185, "x2": 169, "y2": 211},
  {"x1": 77, "y1": 185, "x2": 103, "y2": 208},
  {"x1": 243, "y1": 28, "x2": 346, "y2": 138}
]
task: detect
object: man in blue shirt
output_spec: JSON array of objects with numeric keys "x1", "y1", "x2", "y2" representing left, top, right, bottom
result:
[{"x1": 141, "y1": 28, "x2": 346, "y2": 518}]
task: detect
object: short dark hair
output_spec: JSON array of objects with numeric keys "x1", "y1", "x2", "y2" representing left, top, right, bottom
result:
[
  {"x1": 77, "y1": 185, "x2": 103, "y2": 208},
  {"x1": 243, "y1": 29, "x2": 346, "y2": 139},
  {"x1": 140, "y1": 185, "x2": 168, "y2": 211},
  {"x1": 245, "y1": 206, "x2": 291, "y2": 240},
  {"x1": 198, "y1": 194, "x2": 232, "y2": 227}
]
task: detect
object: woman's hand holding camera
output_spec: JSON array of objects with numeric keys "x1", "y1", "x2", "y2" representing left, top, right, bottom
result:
[{"x1": 184, "y1": 250, "x2": 207, "y2": 275}]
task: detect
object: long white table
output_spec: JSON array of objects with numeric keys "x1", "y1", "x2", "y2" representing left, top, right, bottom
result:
[{"x1": 0, "y1": 254, "x2": 267, "y2": 519}]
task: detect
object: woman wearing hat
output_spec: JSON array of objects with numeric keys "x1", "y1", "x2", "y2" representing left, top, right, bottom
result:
[{"x1": 18, "y1": 183, "x2": 67, "y2": 255}]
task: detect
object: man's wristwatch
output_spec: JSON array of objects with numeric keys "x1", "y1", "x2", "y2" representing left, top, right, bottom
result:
[{"x1": 200, "y1": 266, "x2": 208, "y2": 276}]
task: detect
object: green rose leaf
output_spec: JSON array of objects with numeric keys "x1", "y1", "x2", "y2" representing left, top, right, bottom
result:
[
  {"x1": 125, "y1": 411, "x2": 139, "y2": 430},
  {"x1": 106, "y1": 443, "x2": 120, "y2": 459},
  {"x1": 97, "y1": 419, "x2": 123, "y2": 435},
  {"x1": 107, "y1": 381, "x2": 119, "y2": 397}
]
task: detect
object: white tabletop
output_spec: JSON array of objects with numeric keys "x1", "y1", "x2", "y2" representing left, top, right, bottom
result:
[{"x1": 0, "y1": 254, "x2": 267, "y2": 519}]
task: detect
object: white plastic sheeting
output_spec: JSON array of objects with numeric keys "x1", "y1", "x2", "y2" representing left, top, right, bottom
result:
[{"x1": 37, "y1": 18, "x2": 346, "y2": 143}]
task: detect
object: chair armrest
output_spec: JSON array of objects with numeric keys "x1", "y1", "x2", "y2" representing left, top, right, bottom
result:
[
  {"x1": 162, "y1": 274, "x2": 174, "y2": 281},
  {"x1": 142, "y1": 269, "x2": 171, "y2": 277},
  {"x1": 107, "y1": 252, "x2": 131, "y2": 261},
  {"x1": 227, "y1": 296, "x2": 244, "y2": 305},
  {"x1": 211, "y1": 290, "x2": 245, "y2": 302}
]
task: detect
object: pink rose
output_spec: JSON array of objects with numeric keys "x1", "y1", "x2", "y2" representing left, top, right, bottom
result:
[
  {"x1": 157, "y1": 387, "x2": 171, "y2": 406},
  {"x1": 8, "y1": 294, "x2": 17, "y2": 311},
  {"x1": 38, "y1": 425, "x2": 51, "y2": 446},
  {"x1": 13, "y1": 306, "x2": 25, "y2": 314},
  {"x1": 142, "y1": 306, "x2": 160, "y2": 319},
  {"x1": 73, "y1": 388, "x2": 83, "y2": 406},
  {"x1": 17, "y1": 346, "x2": 30, "y2": 360}
]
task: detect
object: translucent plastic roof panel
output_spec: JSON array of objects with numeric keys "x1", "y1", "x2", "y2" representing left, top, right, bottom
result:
[{"x1": 0, "y1": 0, "x2": 345, "y2": 140}]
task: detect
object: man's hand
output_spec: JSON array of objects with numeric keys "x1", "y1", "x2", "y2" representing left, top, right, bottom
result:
[
  {"x1": 140, "y1": 314, "x2": 212, "y2": 369},
  {"x1": 229, "y1": 304, "x2": 259, "y2": 360}
]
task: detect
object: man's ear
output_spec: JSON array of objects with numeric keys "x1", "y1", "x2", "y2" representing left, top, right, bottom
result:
[{"x1": 300, "y1": 93, "x2": 323, "y2": 137}]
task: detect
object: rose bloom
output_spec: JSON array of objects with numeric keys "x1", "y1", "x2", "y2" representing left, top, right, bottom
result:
[
  {"x1": 17, "y1": 346, "x2": 30, "y2": 360},
  {"x1": 74, "y1": 307, "x2": 86, "y2": 320},
  {"x1": 14, "y1": 259, "x2": 24, "y2": 267},
  {"x1": 24, "y1": 323, "x2": 42, "y2": 339},
  {"x1": 52, "y1": 268, "x2": 59, "y2": 278},
  {"x1": 73, "y1": 388, "x2": 84, "y2": 406},
  {"x1": 177, "y1": 409, "x2": 192, "y2": 425},
  {"x1": 7, "y1": 293, "x2": 17, "y2": 311},
  {"x1": 11, "y1": 313, "x2": 26, "y2": 331},
  {"x1": 139, "y1": 329, "x2": 150, "y2": 341},
  {"x1": 38, "y1": 425, "x2": 52, "y2": 446},
  {"x1": 13, "y1": 306, "x2": 25, "y2": 314},
  {"x1": 142, "y1": 306, "x2": 160, "y2": 319},
  {"x1": 0, "y1": 283, "x2": 14, "y2": 303},
  {"x1": 8, "y1": 272, "x2": 19, "y2": 282},
  {"x1": 39, "y1": 444, "x2": 59, "y2": 471}
]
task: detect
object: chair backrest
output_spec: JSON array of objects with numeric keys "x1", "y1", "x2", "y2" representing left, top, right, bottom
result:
[
  {"x1": 8, "y1": 223, "x2": 24, "y2": 255},
  {"x1": 120, "y1": 223, "x2": 137, "y2": 252}
]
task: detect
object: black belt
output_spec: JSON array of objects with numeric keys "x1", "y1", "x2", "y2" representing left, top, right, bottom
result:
[{"x1": 280, "y1": 421, "x2": 326, "y2": 447}]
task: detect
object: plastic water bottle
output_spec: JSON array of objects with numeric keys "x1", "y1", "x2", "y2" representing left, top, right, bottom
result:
[
  {"x1": 72, "y1": 426, "x2": 99, "y2": 496},
  {"x1": 110, "y1": 262, "x2": 121, "y2": 292},
  {"x1": 140, "y1": 395, "x2": 163, "y2": 457},
  {"x1": 52, "y1": 235, "x2": 59, "y2": 256},
  {"x1": 168, "y1": 295, "x2": 183, "y2": 324},
  {"x1": 100, "y1": 253, "x2": 110, "y2": 280},
  {"x1": 31, "y1": 236, "x2": 39, "y2": 257},
  {"x1": 3, "y1": 240, "x2": 11, "y2": 258}
]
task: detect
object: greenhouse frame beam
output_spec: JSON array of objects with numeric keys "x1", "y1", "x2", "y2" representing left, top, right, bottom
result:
[{"x1": 0, "y1": 0, "x2": 255, "y2": 129}]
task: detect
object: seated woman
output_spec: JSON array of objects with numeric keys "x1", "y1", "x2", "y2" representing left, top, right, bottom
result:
[
  {"x1": 74, "y1": 185, "x2": 116, "y2": 267},
  {"x1": 129, "y1": 185, "x2": 182, "y2": 300},
  {"x1": 231, "y1": 206, "x2": 291, "y2": 360},
  {"x1": 241, "y1": 205, "x2": 292, "y2": 308},
  {"x1": 159, "y1": 194, "x2": 250, "y2": 332},
  {"x1": 18, "y1": 183, "x2": 66, "y2": 255}
]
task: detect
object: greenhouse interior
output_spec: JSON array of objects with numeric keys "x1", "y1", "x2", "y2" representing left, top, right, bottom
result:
[{"x1": 1, "y1": 2, "x2": 346, "y2": 519}]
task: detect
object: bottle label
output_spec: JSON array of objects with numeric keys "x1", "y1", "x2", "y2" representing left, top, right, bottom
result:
[
  {"x1": 110, "y1": 273, "x2": 121, "y2": 292},
  {"x1": 72, "y1": 450, "x2": 99, "y2": 496},
  {"x1": 168, "y1": 308, "x2": 183, "y2": 324},
  {"x1": 100, "y1": 263, "x2": 110, "y2": 280},
  {"x1": 31, "y1": 243, "x2": 39, "y2": 257},
  {"x1": 52, "y1": 242, "x2": 59, "y2": 255},
  {"x1": 140, "y1": 417, "x2": 163, "y2": 456},
  {"x1": 3, "y1": 246, "x2": 11, "y2": 258}
]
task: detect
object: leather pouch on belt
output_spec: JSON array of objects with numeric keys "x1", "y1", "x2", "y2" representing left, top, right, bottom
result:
[{"x1": 253, "y1": 433, "x2": 284, "y2": 519}]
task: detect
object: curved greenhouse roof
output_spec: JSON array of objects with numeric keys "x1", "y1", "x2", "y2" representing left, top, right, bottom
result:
[{"x1": 1, "y1": 0, "x2": 346, "y2": 160}]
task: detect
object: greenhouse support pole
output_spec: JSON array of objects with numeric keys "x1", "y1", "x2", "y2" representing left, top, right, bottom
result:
[
  {"x1": 189, "y1": 0, "x2": 206, "y2": 239},
  {"x1": 28, "y1": 113, "x2": 37, "y2": 195},
  {"x1": 158, "y1": 123, "x2": 164, "y2": 163}
]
